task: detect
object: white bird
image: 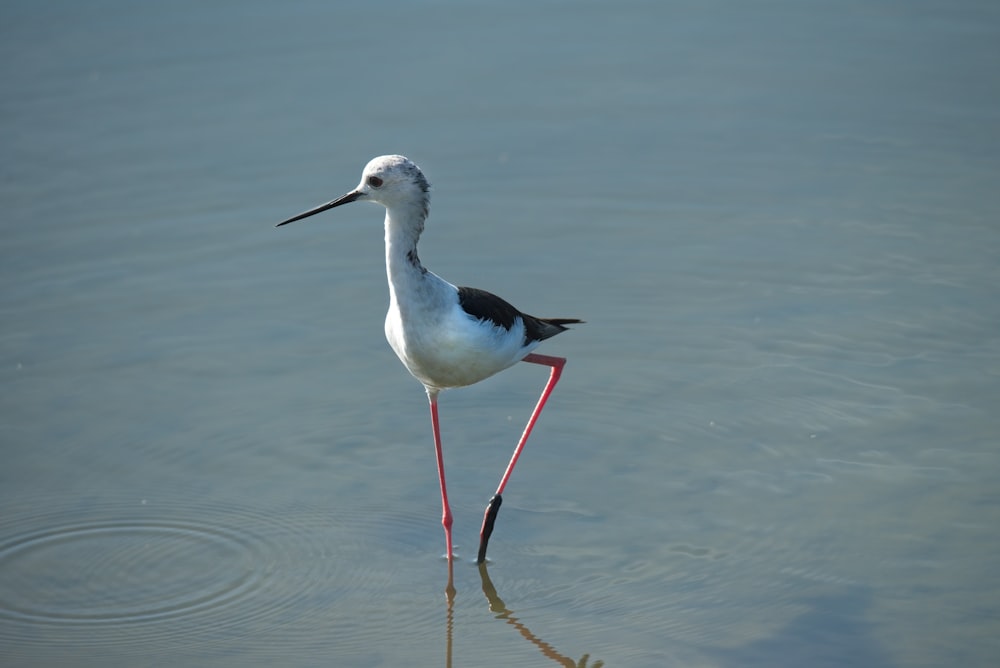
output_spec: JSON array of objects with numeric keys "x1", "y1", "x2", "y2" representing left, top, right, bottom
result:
[{"x1": 277, "y1": 155, "x2": 581, "y2": 562}]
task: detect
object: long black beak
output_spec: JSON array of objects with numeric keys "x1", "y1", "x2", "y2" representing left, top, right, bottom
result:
[{"x1": 275, "y1": 190, "x2": 363, "y2": 227}]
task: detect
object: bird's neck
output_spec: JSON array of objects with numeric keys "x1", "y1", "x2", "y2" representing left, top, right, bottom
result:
[
  {"x1": 384, "y1": 205, "x2": 426, "y2": 272},
  {"x1": 384, "y1": 208, "x2": 445, "y2": 313}
]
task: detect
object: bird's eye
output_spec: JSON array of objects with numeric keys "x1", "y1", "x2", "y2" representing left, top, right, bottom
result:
[{"x1": 367, "y1": 176, "x2": 383, "y2": 188}]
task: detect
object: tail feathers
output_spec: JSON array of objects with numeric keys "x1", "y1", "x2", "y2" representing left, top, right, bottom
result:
[{"x1": 526, "y1": 316, "x2": 584, "y2": 342}]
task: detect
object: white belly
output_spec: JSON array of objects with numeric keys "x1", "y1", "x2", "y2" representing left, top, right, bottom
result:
[{"x1": 384, "y1": 304, "x2": 535, "y2": 391}]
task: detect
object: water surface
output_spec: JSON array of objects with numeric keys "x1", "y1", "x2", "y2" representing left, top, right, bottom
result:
[{"x1": 2, "y1": 1, "x2": 999, "y2": 666}]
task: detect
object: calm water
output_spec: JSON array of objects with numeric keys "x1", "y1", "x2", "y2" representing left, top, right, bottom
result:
[{"x1": 2, "y1": 1, "x2": 999, "y2": 666}]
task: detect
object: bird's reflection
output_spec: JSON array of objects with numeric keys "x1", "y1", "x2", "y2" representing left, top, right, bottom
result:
[{"x1": 444, "y1": 560, "x2": 604, "y2": 667}]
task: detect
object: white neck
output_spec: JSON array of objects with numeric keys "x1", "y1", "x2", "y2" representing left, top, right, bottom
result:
[{"x1": 383, "y1": 207, "x2": 450, "y2": 317}]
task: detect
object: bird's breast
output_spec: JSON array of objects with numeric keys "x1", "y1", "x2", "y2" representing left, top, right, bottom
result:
[{"x1": 384, "y1": 303, "x2": 535, "y2": 391}]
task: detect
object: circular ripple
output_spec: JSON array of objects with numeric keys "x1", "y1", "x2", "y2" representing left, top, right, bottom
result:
[
  {"x1": 0, "y1": 494, "x2": 433, "y2": 662},
  {"x1": 0, "y1": 521, "x2": 258, "y2": 624}
]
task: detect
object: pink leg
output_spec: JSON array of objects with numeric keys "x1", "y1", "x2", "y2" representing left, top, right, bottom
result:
[
  {"x1": 428, "y1": 390, "x2": 454, "y2": 560},
  {"x1": 477, "y1": 353, "x2": 566, "y2": 563}
]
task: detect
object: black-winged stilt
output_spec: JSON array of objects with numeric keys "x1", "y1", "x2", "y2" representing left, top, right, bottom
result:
[{"x1": 276, "y1": 155, "x2": 581, "y2": 563}]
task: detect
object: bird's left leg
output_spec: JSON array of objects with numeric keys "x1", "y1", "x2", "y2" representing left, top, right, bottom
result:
[
  {"x1": 427, "y1": 389, "x2": 454, "y2": 560},
  {"x1": 477, "y1": 353, "x2": 566, "y2": 563}
]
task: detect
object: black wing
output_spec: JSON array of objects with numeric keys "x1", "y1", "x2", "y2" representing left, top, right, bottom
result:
[{"x1": 457, "y1": 286, "x2": 582, "y2": 345}]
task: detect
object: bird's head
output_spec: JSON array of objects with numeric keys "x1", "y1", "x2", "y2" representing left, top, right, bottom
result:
[{"x1": 276, "y1": 154, "x2": 430, "y2": 227}]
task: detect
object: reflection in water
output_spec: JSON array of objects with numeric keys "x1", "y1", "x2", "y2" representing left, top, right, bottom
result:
[
  {"x1": 445, "y1": 560, "x2": 456, "y2": 668},
  {"x1": 443, "y1": 561, "x2": 605, "y2": 667}
]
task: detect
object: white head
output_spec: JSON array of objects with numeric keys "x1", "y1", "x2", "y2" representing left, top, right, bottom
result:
[{"x1": 276, "y1": 155, "x2": 430, "y2": 228}]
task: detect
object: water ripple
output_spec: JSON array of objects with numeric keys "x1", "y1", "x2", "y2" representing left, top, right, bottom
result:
[
  {"x1": 0, "y1": 520, "x2": 257, "y2": 624},
  {"x1": 0, "y1": 494, "x2": 421, "y2": 662}
]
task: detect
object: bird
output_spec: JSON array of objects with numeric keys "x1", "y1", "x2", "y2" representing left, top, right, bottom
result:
[{"x1": 276, "y1": 155, "x2": 581, "y2": 563}]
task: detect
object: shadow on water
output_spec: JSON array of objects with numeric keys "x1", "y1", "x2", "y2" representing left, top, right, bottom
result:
[
  {"x1": 714, "y1": 588, "x2": 894, "y2": 668},
  {"x1": 444, "y1": 560, "x2": 605, "y2": 668}
]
